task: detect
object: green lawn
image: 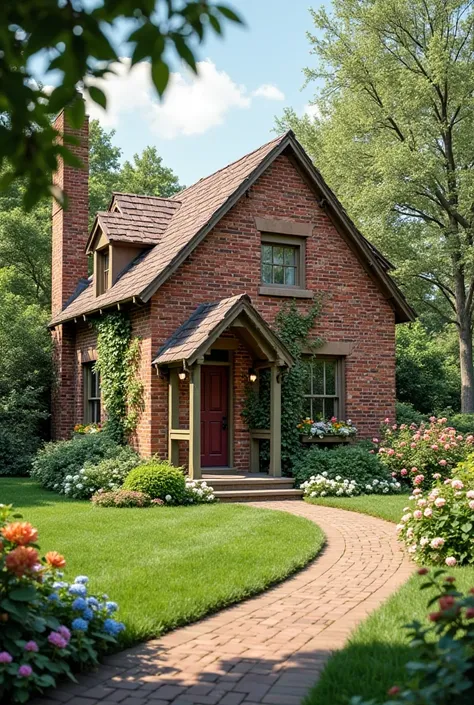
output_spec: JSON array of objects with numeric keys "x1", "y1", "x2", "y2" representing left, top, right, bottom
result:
[
  {"x1": 0, "y1": 478, "x2": 324, "y2": 647},
  {"x1": 303, "y1": 495, "x2": 474, "y2": 705}
]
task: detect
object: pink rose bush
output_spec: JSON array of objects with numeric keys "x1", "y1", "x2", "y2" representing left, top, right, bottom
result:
[
  {"x1": 375, "y1": 417, "x2": 473, "y2": 487},
  {"x1": 0, "y1": 504, "x2": 125, "y2": 703},
  {"x1": 397, "y1": 470, "x2": 474, "y2": 566}
]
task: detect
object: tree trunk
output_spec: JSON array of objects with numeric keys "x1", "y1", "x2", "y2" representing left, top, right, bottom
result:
[{"x1": 458, "y1": 320, "x2": 474, "y2": 413}]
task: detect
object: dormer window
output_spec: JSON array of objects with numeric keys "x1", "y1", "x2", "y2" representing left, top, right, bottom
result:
[{"x1": 96, "y1": 247, "x2": 110, "y2": 296}]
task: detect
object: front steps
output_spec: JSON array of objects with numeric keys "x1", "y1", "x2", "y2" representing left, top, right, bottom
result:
[{"x1": 202, "y1": 475, "x2": 303, "y2": 502}]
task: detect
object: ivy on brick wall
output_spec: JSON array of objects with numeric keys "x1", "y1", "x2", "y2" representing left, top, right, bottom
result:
[
  {"x1": 242, "y1": 298, "x2": 323, "y2": 473},
  {"x1": 94, "y1": 313, "x2": 144, "y2": 442}
]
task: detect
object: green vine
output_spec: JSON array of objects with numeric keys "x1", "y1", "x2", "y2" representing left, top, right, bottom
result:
[
  {"x1": 242, "y1": 297, "x2": 324, "y2": 473},
  {"x1": 93, "y1": 313, "x2": 144, "y2": 442}
]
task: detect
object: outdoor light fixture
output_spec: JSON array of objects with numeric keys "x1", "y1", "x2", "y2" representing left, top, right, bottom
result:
[
  {"x1": 178, "y1": 369, "x2": 187, "y2": 381},
  {"x1": 248, "y1": 368, "x2": 257, "y2": 383}
]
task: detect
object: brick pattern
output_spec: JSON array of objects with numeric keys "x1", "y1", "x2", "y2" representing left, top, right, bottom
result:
[{"x1": 30, "y1": 503, "x2": 413, "y2": 705}]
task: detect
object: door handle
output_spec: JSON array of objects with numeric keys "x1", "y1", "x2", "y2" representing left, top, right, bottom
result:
[{"x1": 222, "y1": 416, "x2": 228, "y2": 430}]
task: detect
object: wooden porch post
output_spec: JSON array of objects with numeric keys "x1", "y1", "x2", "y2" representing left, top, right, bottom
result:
[
  {"x1": 269, "y1": 364, "x2": 282, "y2": 477},
  {"x1": 168, "y1": 369, "x2": 179, "y2": 466},
  {"x1": 189, "y1": 364, "x2": 202, "y2": 479}
]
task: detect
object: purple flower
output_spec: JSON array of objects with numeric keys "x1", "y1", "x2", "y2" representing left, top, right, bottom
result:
[
  {"x1": 0, "y1": 652, "x2": 13, "y2": 664},
  {"x1": 57, "y1": 625, "x2": 71, "y2": 641},
  {"x1": 18, "y1": 664, "x2": 33, "y2": 678},
  {"x1": 24, "y1": 641, "x2": 39, "y2": 652},
  {"x1": 48, "y1": 632, "x2": 67, "y2": 649}
]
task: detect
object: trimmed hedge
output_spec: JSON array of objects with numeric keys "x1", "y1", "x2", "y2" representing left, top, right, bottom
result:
[{"x1": 292, "y1": 443, "x2": 394, "y2": 487}]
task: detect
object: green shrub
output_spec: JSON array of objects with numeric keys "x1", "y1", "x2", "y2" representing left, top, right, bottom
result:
[
  {"x1": 395, "y1": 401, "x2": 427, "y2": 426},
  {"x1": 31, "y1": 433, "x2": 121, "y2": 490},
  {"x1": 0, "y1": 388, "x2": 49, "y2": 476},
  {"x1": 123, "y1": 461, "x2": 186, "y2": 503},
  {"x1": 60, "y1": 446, "x2": 142, "y2": 499},
  {"x1": 448, "y1": 413, "x2": 474, "y2": 435},
  {"x1": 91, "y1": 489, "x2": 153, "y2": 507},
  {"x1": 292, "y1": 443, "x2": 393, "y2": 487}
]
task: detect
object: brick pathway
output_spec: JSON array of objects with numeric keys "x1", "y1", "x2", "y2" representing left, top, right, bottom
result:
[{"x1": 33, "y1": 502, "x2": 413, "y2": 705}]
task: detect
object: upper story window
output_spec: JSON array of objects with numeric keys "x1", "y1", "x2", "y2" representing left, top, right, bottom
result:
[
  {"x1": 261, "y1": 243, "x2": 299, "y2": 286},
  {"x1": 83, "y1": 363, "x2": 101, "y2": 423},
  {"x1": 96, "y1": 247, "x2": 110, "y2": 296}
]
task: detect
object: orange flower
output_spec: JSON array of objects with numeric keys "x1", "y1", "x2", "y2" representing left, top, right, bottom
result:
[
  {"x1": 45, "y1": 551, "x2": 66, "y2": 568},
  {"x1": 1, "y1": 522, "x2": 38, "y2": 546},
  {"x1": 5, "y1": 546, "x2": 40, "y2": 577}
]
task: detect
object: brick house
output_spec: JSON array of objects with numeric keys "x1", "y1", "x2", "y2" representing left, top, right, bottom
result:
[{"x1": 49, "y1": 111, "x2": 414, "y2": 479}]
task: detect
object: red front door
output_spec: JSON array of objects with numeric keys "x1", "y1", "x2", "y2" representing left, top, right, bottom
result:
[{"x1": 201, "y1": 365, "x2": 229, "y2": 467}]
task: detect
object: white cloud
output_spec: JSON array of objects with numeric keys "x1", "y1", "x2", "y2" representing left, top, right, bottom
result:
[
  {"x1": 252, "y1": 84, "x2": 285, "y2": 101},
  {"x1": 85, "y1": 59, "x2": 285, "y2": 139},
  {"x1": 303, "y1": 103, "x2": 321, "y2": 120}
]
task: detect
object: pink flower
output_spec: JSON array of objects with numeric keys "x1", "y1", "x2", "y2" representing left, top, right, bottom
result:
[
  {"x1": 57, "y1": 626, "x2": 71, "y2": 642},
  {"x1": 401, "y1": 468, "x2": 408, "y2": 476},
  {"x1": 457, "y1": 435, "x2": 463, "y2": 441},
  {"x1": 391, "y1": 472, "x2": 397, "y2": 477},
  {"x1": 411, "y1": 467, "x2": 418, "y2": 473},
  {"x1": 413, "y1": 488, "x2": 422, "y2": 495},
  {"x1": 414, "y1": 474, "x2": 425, "y2": 486},
  {"x1": 48, "y1": 632, "x2": 67, "y2": 649},
  {"x1": 452, "y1": 480, "x2": 464, "y2": 490},
  {"x1": 445, "y1": 556, "x2": 457, "y2": 567},
  {"x1": 392, "y1": 424, "x2": 398, "y2": 430},
  {"x1": 18, "y1": 665, "x2": 33, "y2": 678},
  {"x1": 469, "y1": 501, "x2": 474, "y2": 510},
  {"x1": 387, "y1": 448, "x2": 395, "y2": 456},
  {"x1": 444, "y1": 444, "x2": 451, "y2": 450},
  {"x1": 410, "y1": 442, "x2": 417, "y2": 448},
  {"x1": 384, "y1": 417, "x2": 390, "y2": 423},
  {"x1": 417, "y1": 498, "x2": 427, "y2": 507},
  {"x1": 431, "y1": 444, "x2": 439, "y2": 450},
  {"x1": 423, "y1": 508, "x2": 433, "y2": 517},
  {"x1": 466, "y1": 490, "x2": 474, "y2": 500},
  {"x1": 434, "y1": 497, "x2": 446, "y2": 508},
  {"x1": 466, "y1": 435, "x2": 474, "y2": 442},
  {"x1": 372, "y1": 438, "x2": 379, "y2": 444},
  {"x1": 433, "y1": 473, "x2": 441, "y2": 480},
  {"x1": 0, "y1": 652, "x2": 13, "y2": 663},
  {"x1": 438, "y1": 459, "x2": 447, "y2": 467},
  {"x1": 24, "y1": 641, "x2": 38, "y2": 652},
  {"x1": 430, "y1": 537, "x2": 445, "y2": 549},
  {"x1": 413, "y1": 510, "x2": 423, "y2": 520},
  {"x1": 369, "y1": 449, "x2": 374, "y2": 454},
  {"x1": 429, "y1": 416, "x2": 437, "y2": 422}
]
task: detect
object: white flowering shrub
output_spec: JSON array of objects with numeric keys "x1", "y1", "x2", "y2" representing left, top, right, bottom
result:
[
  {"x1": 302, "y1": 472, "x2": 401, "y2": 498},
  {"x1": 58, "y1": 448, "x2": 141, "y2": 499},
  {"x1": 184, "y1": 480, "x2": 217, "y2": 504}
]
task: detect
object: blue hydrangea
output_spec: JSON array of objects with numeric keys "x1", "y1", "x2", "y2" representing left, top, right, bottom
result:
[
  {"x1": 52, "y1": 581, "x2": 68, "y2": 589},
  {"x1": 48, "y1": 593, "x2": 60, "y2": 602},
  {"x1": 82, "y1": 607, "x2": 94, "y2": 621},
  {"x1": 72, "y1": 597, "x2": 87, "y2": 611},
  {"x1": 74, "y1": 575, "x2": 89, "y2": 584},
  {"x1": 102, "y1": 619, "x2": 125, "y2": 636},
  {"x1": 87, "y1": 597, "x2": 99, "y2": 608},
  {"x1": 71, "y1": 618, "x2": 89, "y2": 632},
  {"x1": 105, "y1": 601, "x2": 118, "y2": 614},
  {"x1": 69, "y1": 584, "x2": 87, "y2": 597}
]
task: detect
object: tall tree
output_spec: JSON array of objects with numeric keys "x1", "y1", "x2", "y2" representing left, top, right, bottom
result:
[
  {"x1": 277, "y1": 0, "x2": 474, "y2": 412},
  {"x1": 118, "y1": 146, "x2": 182, "y2": 197},
  {"x1": 89, "y1": 120, "x2": 122, "y2": 220}
]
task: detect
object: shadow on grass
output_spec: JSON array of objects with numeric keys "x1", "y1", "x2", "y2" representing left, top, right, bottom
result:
[
  {"x1": 0, "y1": 477, "x2": 74, "y2": 508},
  {"x1": 29, "y1": 638, "x2": 414, "y2": 705}
]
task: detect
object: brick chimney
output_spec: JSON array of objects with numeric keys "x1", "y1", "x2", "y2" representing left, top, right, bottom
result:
[{"x1": 51, "y1": 110, "x2": 89, "y2": 317}]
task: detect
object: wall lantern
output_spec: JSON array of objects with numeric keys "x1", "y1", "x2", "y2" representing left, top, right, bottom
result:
[
  {"x1": 178, "y1": 369, "x2": 187, "y2": 381},
  {"x1": 248, "y1": 368, "x2": 257, "y2": 383}
]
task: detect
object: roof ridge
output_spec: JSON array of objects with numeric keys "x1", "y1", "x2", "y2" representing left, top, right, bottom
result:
[
  {"x1": 171, "y1": 131, "x2": 291, "y2": 201},
  {"x1": 112, "y1": 192, "x2": 182, "y2": 204}
]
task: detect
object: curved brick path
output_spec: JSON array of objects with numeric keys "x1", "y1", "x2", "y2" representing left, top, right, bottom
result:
[{"x1": 33, "y1": 502, "x2": 413, "y2": 705}]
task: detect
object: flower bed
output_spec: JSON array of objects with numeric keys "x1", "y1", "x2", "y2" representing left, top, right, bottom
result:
[
  {"x1": 302, "y1": 472, "x2": 401, "y2": 498},
  {"x1": 376, "y1": 416, "x2": 473, "y2": 487},
  {"x1": 0, "y1": 505, "x2": 124, "y2": 703},
  {"x1": 397, "y1": 469, "x2": 474, "y2": 566},
  {"x1": 297, "y1": 416, "x2": 357, "y2": 440}
]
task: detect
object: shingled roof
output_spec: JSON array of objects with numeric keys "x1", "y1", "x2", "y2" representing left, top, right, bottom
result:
[
  {"x1": 50, "y1": 130, "x2": 415, "y2": 326},
  {"x1": 153, "y1": 293, "x2": 294, "y2": 368}
]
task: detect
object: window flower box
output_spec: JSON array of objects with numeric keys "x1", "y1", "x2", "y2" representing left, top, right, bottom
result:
[
  {"x1": 301, "y1": 434, "x2": 354, "y2": 444},
  {"x1": 297, "y1": 417, "x2": 357, "y2": 443}
]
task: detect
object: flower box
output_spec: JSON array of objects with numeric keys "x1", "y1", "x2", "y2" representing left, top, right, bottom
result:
[{"x1": 301, "y1": 434, "x2": 354, "y2": 444}]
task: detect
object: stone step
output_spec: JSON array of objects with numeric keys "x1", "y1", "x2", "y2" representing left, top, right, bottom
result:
[
  {"x1": 214, "y1": 488, "x2": 304, "y2": 502},
  {"x1": 206, "y1": 477, "x2": 295, "y2": 492}
]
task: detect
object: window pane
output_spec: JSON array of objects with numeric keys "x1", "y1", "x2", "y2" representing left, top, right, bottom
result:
[
  {"x1": 302, "y1": 397, "x2": 312, "y2": 419},
  {"x1": 301, "y1": 361, "x2": 312, "y2": 395},
  {"x1": 312, "y1": 360, "x2": 324, "y2": 395},
  {"x1": 262, "y1": 245, "x2": 272, "y2": 263},
  {"x1": 273, "y1": 246, "x2": 284, "y2": 265},
  {"x1": 284, "y1": 247, "x2": 296, "y2": 265},
  {"x1": 324, "y1": 397, "x2": 335, "y2": 419},
  {"x1": 273, "y1": 265, "x2": 284, "y2": 284},
  {"x1": 325, "y1": 360, "x2": 336, "y2": 395},
  {"x1": 262, "y1": 264, "x2": 272, "y2": 283},
  {"x1": 284, "y1": 267, "x2": 296, "y2": 285},
  {"x1": 312, "y1": 397, "x2": 324, "y2": 418}
]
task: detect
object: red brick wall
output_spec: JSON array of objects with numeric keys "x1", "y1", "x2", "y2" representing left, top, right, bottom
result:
[{"x1": 54, "y1": 152, "x2": 396, "y2": 462}]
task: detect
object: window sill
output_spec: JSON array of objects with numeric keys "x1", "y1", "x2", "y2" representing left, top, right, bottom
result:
[{"x1": 258, "y1": 285, "x2": 314, "y2": 299}]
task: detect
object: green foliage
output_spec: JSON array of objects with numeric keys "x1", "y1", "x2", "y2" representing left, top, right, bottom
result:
[
  {"x1": 94, "y1": 313, "x2": 144, "y2": 442},
  {"x1": 449, "y1": 414, "x2": 474, "y2": 435},
  {"x1": 293, "y1": 443, "x2": 393, "y2": 488},
  {"x1": 0, "y1": 272, "x2": 52, "y2": 476},
  {"x1": 396, "y1": 322, "x2": 460, "y2": 415},
  {"x1": 242, "y1": 298, "x2": 323, "y2": 473},
  {"x1": 58, "y1": 446, "x2": 142, "y2": 499},
  {"x1": 88, "y1": 120, "x2": 122, "y2": 222},
  {"x1": 123, "y1": 462, "x2": 186, "y2": 504},
  {"x1": 277, "y1": 0, "x2": 474, "y2": 411},
  {"x1": 0, "y1": 1, "x2": 242, "y2": 208},
  {"x1": 118, "y1": 146, "x2": 183, "y2": 197},
  {"x1": 396, "y1": 402, "x2": 428, "y2": 427},
  {"x1": 31, "y1": 433, "x2": 120, "y2": 490},
  {"x1": 91, "y1": 489, "x2": 153, "y2": 508}
]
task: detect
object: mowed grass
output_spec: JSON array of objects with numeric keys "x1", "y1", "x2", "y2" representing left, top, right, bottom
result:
[
  {"x1": 0, "y1": 478, "x2": 324, "y2": 647},
  {"x1": 303, "y1": 494, "x2": 474, "y2": 705}
]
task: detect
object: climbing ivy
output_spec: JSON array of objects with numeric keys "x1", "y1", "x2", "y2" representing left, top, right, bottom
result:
[
  {"x1": 93, "y1": 313, "x2": 144, "y2": 442},
  {"x1": 242, "y1": 298, "x2": 323, "y2": 473}
]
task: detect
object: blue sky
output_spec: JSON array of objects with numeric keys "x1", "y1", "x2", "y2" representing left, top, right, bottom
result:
[{"x1": 87, "y1": 1, "x2": 326, "y2": 187}]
